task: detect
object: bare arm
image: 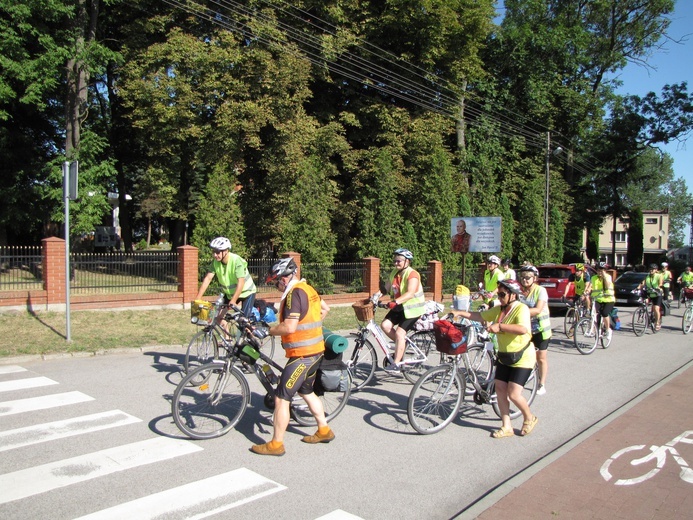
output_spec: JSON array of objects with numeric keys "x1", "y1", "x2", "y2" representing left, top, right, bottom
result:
[{"x1": 195, "y1": 272, "x2": 216, "y2": 300}]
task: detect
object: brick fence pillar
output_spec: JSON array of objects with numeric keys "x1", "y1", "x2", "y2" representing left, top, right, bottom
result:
[
  {"x1": 282, "y1": 251, "x2": 301, "y2": 278},
  {"x1": 364, "y1": 257, "x2": 380, "y2": 296},
  {"x1": 43, "y1": 237, "x2": 66, "y2": 306},
  {"x1": 428, "y1": 260, "x2": 443, "y2": 303},
  {"x1": 178, "y1": 245, "x2": 199, "y2": 305}
]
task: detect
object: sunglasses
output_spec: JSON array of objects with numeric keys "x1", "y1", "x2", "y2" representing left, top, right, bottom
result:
[
  {"x1": 212, "y1": 249, "x2": 224, "y2": 254},
  {"x1": 497, "y1": 291, "x2": 509, "y2": 297},
  {"x1": 519, "y1": 275, "x2": 534, "y2": 280}
]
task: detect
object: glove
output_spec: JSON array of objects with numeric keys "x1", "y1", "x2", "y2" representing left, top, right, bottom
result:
[
  {"x1": 387, "y1": 301, "x2": 397, "y2": 309},
  {"x1": 252, "y1": 328, "x2": 268, "y2": 340}
]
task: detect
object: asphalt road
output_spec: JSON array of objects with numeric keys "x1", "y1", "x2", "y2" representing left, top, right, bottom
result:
[{"x1": 1, "y1": 304, "x2": 691, "y2": 520}]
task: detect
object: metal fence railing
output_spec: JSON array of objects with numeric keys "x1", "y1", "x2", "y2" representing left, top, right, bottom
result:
[
  {"x1": 70, "y1": 251, "x2": 179, "y2": 295},
  {"x1": 0, "y1": 246, "x2": 43, "y2": 290}
]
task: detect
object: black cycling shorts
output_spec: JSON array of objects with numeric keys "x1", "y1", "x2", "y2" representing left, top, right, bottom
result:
[
  {"x1": 275, "y1": 353, "x2": 323, "y2": 401},
  {"x1": 494, "y1": 361, "x2": 533, "y2": 387},
  {"x1": 383, "y1": 305, "x2": 419, "y2": 332}
]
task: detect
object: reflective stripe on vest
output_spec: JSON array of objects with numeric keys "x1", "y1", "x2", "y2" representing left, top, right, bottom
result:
[
  {"x1": 528, "y1": 285, "x2": 552, "y2": 339},
  {"x1": 280, "y1": 281, "x2": 325, "y2": 358},
  {"x1": 390, "y1": 266, "x2": 426, "y2": 319},
  {"x1": 213, "y1": 255, "x2": 257, "y2": 298}
]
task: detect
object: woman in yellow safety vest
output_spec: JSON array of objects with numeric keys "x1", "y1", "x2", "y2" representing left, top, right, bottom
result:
[
  {"x1": 518, "y1": 264, "x2": 551, "y2": 396},
  {"x1": 592, "y1": 262, "x2": 616, "y2": 336},
  {"x1": 381, "y1": 248, "x2": 426, "y2": 373}
]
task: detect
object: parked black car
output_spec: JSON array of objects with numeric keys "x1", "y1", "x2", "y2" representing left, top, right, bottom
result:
[{"x1": 614, "y1": 271, "x2": 647, "y2": 305}]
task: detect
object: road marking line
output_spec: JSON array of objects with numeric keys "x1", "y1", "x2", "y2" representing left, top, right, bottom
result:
[
  {"x1": 0, "y1": 391, "x2": 94, "y2": 417},
  {"x1": 0, "y1": 376, "x2": 58, "y2": 393},
  {"x1": 315, "y1": 510, "x2": 366, "y2": 520},
  {"x1": 0, "y1": 437, "x2": 203, "y2": 504},
  {"x1": 0, "y1": 410, "x2": 142, "y2": 452},
  {"x1": 0, "y1": 366, "x2": 27, "y2": 375},
  {"x1": 73, "y1": 467, "x2": 286, "y2": 519}
]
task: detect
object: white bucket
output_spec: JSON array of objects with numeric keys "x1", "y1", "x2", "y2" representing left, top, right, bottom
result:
[{"x1": 453, "y1": 295, "x2": 470, "y2": 311}]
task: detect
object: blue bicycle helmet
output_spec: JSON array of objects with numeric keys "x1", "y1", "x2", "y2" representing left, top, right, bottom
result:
[{"x1": 393, "y1": 248, "x2": 414, "y2": 260}]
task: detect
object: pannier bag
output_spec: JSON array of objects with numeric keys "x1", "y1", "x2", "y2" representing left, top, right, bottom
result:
[
  {"x1": 433, "y1": 320, "x2": 468, "y2": 355},
  {"x1": 317, "y1": 356, "x2": 349, "y2": 392}
]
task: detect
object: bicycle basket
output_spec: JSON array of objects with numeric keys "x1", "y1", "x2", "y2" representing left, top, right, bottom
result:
[
  {"x1": 191, "y1": 300, "x2": 215, "y2": 325},
  {"x1": 352, "y1": 299, "x2": 374, "y2": 321},
  {"x1": 433, "y1": 320, "x2": 468, "y2": 355}
]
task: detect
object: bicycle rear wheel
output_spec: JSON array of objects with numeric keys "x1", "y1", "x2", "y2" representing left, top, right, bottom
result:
[
  {"x1": 564, "y1": 307, "x2": 576, "y2": 337},
  {"x1": 290, "y1": 372, "x2": 352, "y2": 427},
  {"x1": 458, "y1": 344, "x2": 493, "y2": 395},
  {"x1": 632, "y1": 306, "x2": 648, "y2": 336},
  {"x1": 401, "y1": 331, "x2": 436, "y2": 384},
  {"x1": 407, "y1": 364, "x2": 464, "y2": 434},
  {"x1": 491, "y1": 367, "x2": 538, "y2": 420},
  {"x1": 171, "y1": 363, "x2": 249, "y2": 440},
  {"x1": 683, "y1": 307, "x2": 693, "y2": 334},
  {"x1": 184, "y1": 328, "x2": 221, "y2": 383},
  {"x1": 573, "y1": 318, "x2": 598, "y2": 355},
  {"x1": 345, "y1": 337, "x2": 377, "y2": 391}
]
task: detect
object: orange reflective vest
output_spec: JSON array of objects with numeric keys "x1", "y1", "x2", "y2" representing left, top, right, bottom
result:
[{"x1": 279, "y1": 281, "x2": 326, "y2": 358}]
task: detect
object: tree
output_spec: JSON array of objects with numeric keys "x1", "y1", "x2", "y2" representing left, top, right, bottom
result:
[{"x1": 627, "y1": 207, "x2": 644, "y2": 266}]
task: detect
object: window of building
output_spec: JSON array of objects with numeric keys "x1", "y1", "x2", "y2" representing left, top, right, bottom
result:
[
  {"x1": 645, "y1": 217, "x2": 658, "y2": 224},
  {"x1": 612, "y1": 231, "x2": 627, "y2": 243},
  {"x1": 615, "y1": 254, "x2": 627, "y2": 267}
]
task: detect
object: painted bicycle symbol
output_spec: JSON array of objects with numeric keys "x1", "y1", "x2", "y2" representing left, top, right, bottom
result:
[{"x1": 600, "y1": 430, "x2": 693, "y2": 485}]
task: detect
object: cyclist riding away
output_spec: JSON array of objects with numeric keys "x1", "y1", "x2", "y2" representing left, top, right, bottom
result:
[
  {"x1": 195, "y1": 237, "x2": 257, "y2": 318},
  {"x1": 451, "y1": 279, "x2": 538, "y2": 438},
  {"x1": 482, "y1": 255, "x2": 505, "y2": 305},
  {"x1": 638, "y1": 263, "x2": 664, "y2": 331},
  {"x1": 381, "y1": 248, "x2": 426, "y2": 372},
  {"x1": 518, "y1": 265, "x2": 551, "y2": 396},
  {"x1": 563, "y1": 263, "x2": 592, "y2": 311},
  {"x1": 592, "y1": 262, "x2": 615, "y2": 338},
  {"x1": 251, "y1": 257, "x2": 333, "y2": 456}
]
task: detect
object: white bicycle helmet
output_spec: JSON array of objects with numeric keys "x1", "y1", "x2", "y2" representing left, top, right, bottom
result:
[
  {"x1": 266, "y1": 258, "x2": 297, "y2": 283},
  {"x1": 518, "y1": 264, "x2": 539, "y2": 277},
  {"x1": 209, "y1": 237, "x2": 231, "y2": 251},
  {"x1": 661, "y1": 262, "x2": 668, "y2": 268},
  {"x1": 393, "y1": 248, "x2": 414, "y2": 260},
  {"x1": 487, "y1": 255, "x2": 501, "y2": 265}
]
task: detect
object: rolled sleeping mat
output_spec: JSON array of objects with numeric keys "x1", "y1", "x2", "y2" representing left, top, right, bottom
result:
[{"x1": 323, "y1": 329, "x2": 348, "y2": 354}]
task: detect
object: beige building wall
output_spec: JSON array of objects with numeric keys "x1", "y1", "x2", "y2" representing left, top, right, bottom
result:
[{"x1": 583, "y1": 210, "x2": 669, "y2": 268}]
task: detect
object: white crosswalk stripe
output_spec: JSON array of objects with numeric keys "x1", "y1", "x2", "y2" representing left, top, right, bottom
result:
[
  {"x1": 0, "y1": 410, "x2": 141, "y2": 452},
  {"x1": 0, "y1": 376, "x2": 58, "y2": 393},
  {"x1": 0, "y1": 366, "x2": 27, "y2": 375},
  {"x1": 73, "y1": 467, "x2": 286, "y2": 520},
  {"x1": 0, "y1": 390, "x2": 94, "y2": 416},
  {"x1": 0, "y1": 437, "x2": 203, "y2": 505}
]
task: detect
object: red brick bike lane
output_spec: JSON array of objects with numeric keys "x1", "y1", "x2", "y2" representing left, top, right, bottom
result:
[{"x1": 468, "y1": 362, "x2": 693, "y2": 520}]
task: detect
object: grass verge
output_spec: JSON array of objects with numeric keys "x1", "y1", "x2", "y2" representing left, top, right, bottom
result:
[{"x1": 0, "y1": 304, "x2": 363, "y2": 358}]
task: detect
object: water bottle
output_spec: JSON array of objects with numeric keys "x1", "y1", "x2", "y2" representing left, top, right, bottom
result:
[{"x1": 262, "y1": 364, "x2": 278, "y2": 385}]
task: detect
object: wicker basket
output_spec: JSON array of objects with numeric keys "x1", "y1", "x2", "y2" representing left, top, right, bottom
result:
[{"x1": 352, "y1": 299, "x2": 374, "y2": 321}]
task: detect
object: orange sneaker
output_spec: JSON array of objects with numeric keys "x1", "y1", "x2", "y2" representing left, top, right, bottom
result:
[
  {"x1": 302, "y1": 428, "x2": 335, "y2": 444},
  {"x1": 250, "y1": 442, "x2": 285, "y2": 456}
]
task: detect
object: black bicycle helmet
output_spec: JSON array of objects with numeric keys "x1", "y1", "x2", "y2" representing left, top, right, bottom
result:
[
  {"x1": 596, "y1": 261, "x2": 608, "y2": 270},
  {"x1": 649, "y1": 263, "x2": 658, "y2": 270},
  {"x1": 498, "y1": 278, "x2": 523, "y2": 296},
  {"x1": 265, "y1": 258, "x2": 297, "y2": 283}
]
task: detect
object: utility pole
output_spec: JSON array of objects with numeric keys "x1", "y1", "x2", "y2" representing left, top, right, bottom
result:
[{"x1": 545, "y1": 132, "x2": 551, "y2": 250}]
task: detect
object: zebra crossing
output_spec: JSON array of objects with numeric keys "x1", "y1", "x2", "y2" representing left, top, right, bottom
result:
[{"x1": 0, "y1": 363, "x2": 361, "y2": 519}]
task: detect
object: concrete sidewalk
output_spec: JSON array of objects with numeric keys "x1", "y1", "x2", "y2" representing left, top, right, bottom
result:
[{"x1": 462, "y1": 361, "x2": 693, "y2": 520}]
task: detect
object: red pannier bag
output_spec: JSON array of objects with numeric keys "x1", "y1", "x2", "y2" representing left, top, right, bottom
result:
[{"x1": 433, "y1": 320, "x2": 469, "y2": 355}]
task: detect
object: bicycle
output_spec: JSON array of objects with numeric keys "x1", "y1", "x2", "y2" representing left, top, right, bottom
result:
[
  {"x1": 185, "y1": 298, "x2": 275, "y2": 381},
  {"x1": 345, "y1": 293, "x2": 436, "y2": 391},
  {"x1": 563, "y1": 295, "x2": 590, "y2": 338},
  {"x1": 573, "y1": 301, "x2": 613, "y2": 355},
  {"x1": 678, "y1": 285, "x2": 693, "y2": 310},
  {"x1": 632, "y1": 292, "x2": 661, "y2": 337},
  {"x1": 600, "y1": 430, "x2": 693, "y2": 485},
  {"x1": 682, "y1": 305, "x2": 693, "y2": 334},
  {"x1": 172, "y1": 307, "x2": 351, "y2": 440},
  {"x1": 407, "y1": 319, "x2": 537, "y2": 435}
]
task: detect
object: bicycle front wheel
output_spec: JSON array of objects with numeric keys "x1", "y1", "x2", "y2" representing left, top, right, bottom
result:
[
  {"x1": 491, "y1": 367, "x2": 538, "y2": 420},
  {"x1": 401, "y1": 330, "x2": 436, "y2": 384},
  {"x1": 564, "y1": 307, "x2": 576, "y2": 337},
  {"x1": 683, "y1": 306, "x2": 693, "y2": 334},
  {"x1": 291, "y1": 371, "x2": 352, "y2": 427},
  {"x1": 184, "y1": 328, "x2": 221, "y2": 383},
  {"x1": 171, "y1": 363, "x2": 249, "y2": 440},
  {"x1": 632, "y1": 306, "x2": 648, "y2": 337},
  {"x1": 573, "y1": 318, "x2": 598, "y2": 355},
  {"x1": 345, "y1": 337, "x2": 377, "y2": 391},
  {"x1": 407, "y1": 364, "x2": 464, "y2": 434},
  {"x1": 458, "y1": 344, "x2": 493, "y2": 395}
]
